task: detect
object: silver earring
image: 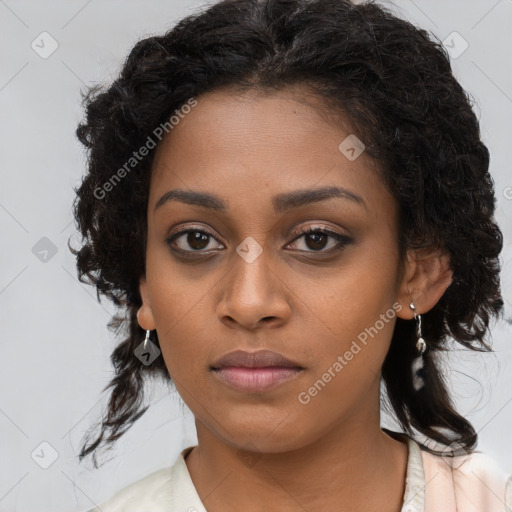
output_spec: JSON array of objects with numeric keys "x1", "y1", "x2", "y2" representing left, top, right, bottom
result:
[
  {"x1": 143, "y1": 329, "x2": 151, "y2": 350},
  {"x1": 409, "y1": 302, "x2": 427, "y2": 391}
]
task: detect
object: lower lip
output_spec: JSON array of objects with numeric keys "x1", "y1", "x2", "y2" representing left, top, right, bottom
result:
[{"x1": 211, "y1": 367, "x2": 304, "y2": 392}]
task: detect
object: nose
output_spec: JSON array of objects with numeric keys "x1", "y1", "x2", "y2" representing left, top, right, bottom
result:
[{"x1": 216, "y1": 242, "x2": 291, "y2": 331}]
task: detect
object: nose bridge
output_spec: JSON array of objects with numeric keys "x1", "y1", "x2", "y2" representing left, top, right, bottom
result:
[
  {"x1": 217, "y1": 235, "x2": 290, "y2": 328},
  {"x1": 230, "y1": 235, "x2": 275, "y2": 303}
]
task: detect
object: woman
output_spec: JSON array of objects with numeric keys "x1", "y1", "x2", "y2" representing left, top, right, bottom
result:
[{"x1": 71, "y1": 0, "x2": 511, "y2": 510}]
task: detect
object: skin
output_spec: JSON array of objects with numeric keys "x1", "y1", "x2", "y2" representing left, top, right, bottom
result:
[{"x1": 137, "y1": 85, "x2": 453, "y2": 512}]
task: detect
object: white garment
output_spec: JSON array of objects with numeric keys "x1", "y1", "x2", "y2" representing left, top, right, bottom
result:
[{"x1": 85, "y1": 436, "x2": 512, "y2": 512}]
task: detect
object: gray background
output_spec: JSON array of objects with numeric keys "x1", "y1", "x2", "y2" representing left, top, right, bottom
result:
[{"x1": 0, "y1": 1, "x2": 511, "y2": 511}]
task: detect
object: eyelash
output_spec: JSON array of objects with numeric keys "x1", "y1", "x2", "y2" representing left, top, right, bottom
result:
[{"x1": 165, "y1": 225, "x2": 352, "y2": 258}]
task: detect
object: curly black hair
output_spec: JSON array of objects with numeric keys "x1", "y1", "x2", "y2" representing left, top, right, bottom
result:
[{"x1": 71, "y1": 0, "x2": 504, "y2": 468}]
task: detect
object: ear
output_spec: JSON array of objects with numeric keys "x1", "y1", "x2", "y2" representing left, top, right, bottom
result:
[
  {"x1": 137, "y1": 276, "x2": 156, "y2": 330},
  {"x1": 395, "y1": 247, "x2": 453, "y2": 320}
]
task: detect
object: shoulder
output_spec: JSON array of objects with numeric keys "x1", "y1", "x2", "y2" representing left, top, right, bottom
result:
[
  {"x1": 85, "y1": 466, "x2": 174, "y2": 512},
  {"x1": 85, "y1": 445, "x2": 202, "y2": 512},
  {"x1": 420, "y1": 445, "x2": 512, "y2": 512}
]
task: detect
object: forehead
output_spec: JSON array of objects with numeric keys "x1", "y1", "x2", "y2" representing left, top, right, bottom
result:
[{"x1": 148, "y1": 86, "x2": 392, "y2": 219}]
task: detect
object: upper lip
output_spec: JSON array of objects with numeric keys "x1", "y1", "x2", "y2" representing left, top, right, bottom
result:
[{"x1": 211, "y1": 349, "x2": 304, "y2": 369}]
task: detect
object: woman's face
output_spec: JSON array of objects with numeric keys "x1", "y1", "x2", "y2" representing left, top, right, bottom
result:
[{"x1": 139, "y1": 86, "x2": 409, "y2": 453}]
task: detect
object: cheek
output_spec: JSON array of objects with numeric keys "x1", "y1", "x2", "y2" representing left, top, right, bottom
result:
[
  {"x1": 145, "y1": 238, "x2": 217, "y2": 332},
  {"x1": 302, "y1": 243, "x2": 400, "y2": 374},
  {"x1": 293, "y1": 291, "x2": 398, "y2": 431},
  {"x1": 144, "y1": 255, "x2": 210, "y2": 379}
]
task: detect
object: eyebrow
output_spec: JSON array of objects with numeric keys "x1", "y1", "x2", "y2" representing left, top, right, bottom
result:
[{"x1": 154, "y1": 185, "x2": 366, "y2": 213}]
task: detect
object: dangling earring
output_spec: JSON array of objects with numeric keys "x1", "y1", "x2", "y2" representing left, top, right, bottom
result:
[
  {"x1": 409, "y1": 302, "x2": 427, "y2": 391},
  {"x1": 143, "y1": 329, "x2": 151, "y2": 350},
  {"x1": 135, "y1": 329, "x2": 161, "y2": 366}
]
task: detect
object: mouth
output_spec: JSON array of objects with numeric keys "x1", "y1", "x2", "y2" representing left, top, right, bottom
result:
[
  {"x1": 210, "y1": 349, "x2": 303, "y2": 370},
  {"x1": 211, "y1": 366, "x2": 305, "y2": 392},
  {"x1": 210, "y1": 349, "x2": 305, "y2": 392}
]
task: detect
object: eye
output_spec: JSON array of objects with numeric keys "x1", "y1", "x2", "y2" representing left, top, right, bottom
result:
[
  {"x1": 286, "y1": 227, "x2": 352, "y2": 254},
  {"x1": 166, "y1": 228, "x2": 224, "y2": 254},
  {"x1": 166, "y1": 225, "x2": 352, "y2": 258}
]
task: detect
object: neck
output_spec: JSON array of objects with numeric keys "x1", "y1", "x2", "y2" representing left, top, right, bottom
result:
[{"x1": 185, "y1": 407, "x2": 408, "y2": 512}]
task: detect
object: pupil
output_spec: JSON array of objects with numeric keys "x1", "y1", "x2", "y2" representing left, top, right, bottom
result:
[
  {"x1": 188, "y1": 231, "x2": 209, "y2": 250},
  {"x1": 306, "y1": 232, "x2": 327, "y2": 251}
]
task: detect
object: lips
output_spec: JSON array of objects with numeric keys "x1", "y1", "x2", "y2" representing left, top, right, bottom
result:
[{"x1": 210, "y1": 349, "x2": 303, "y2": 370}]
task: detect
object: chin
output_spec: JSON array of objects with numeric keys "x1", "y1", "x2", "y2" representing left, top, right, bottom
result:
[{"x1": 219, "y1": 416, "x2": 313, "y2": 454}]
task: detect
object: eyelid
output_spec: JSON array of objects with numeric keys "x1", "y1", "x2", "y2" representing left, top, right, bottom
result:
[
  {"x1": 167, "y1": 223, "x2": 220, "y2": 238},
  {"x1": 289, "y1": 223, "x2": 347, "y2": 240}
]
